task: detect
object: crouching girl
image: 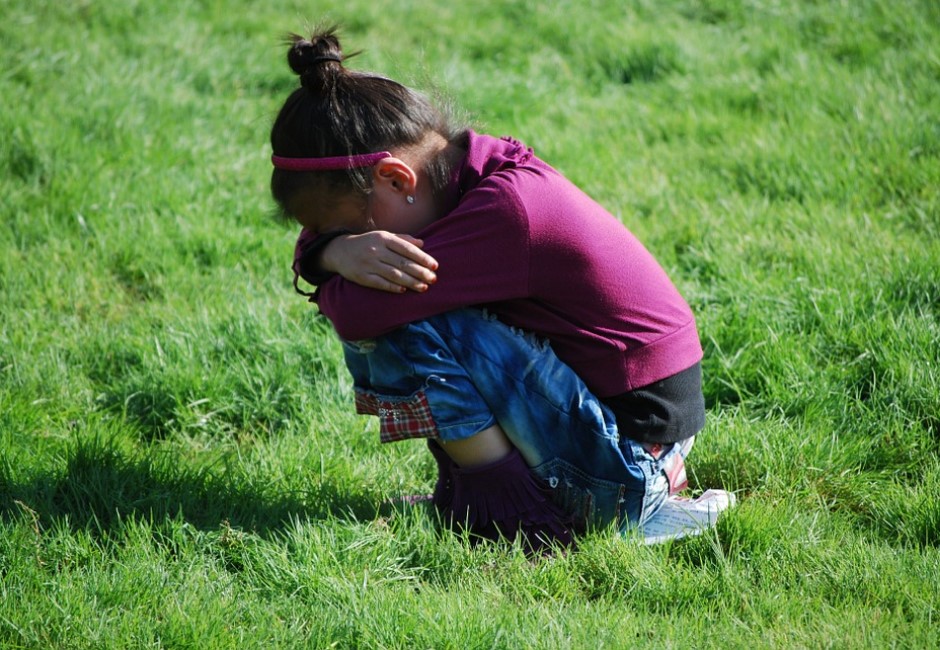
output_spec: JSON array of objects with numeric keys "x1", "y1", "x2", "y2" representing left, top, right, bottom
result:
[{"x1": 270, "y1": 28, "x2": 727, "y2": 551}]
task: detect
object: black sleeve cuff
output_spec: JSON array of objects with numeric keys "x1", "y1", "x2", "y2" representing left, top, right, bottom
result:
[{"x1": 295, "y1": 229, "x2": 351, "y2": 287}]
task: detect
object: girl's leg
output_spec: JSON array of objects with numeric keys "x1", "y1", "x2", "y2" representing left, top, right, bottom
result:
[
  {"x1": 439, "y1": 424, "x2": 511, "y2": 467},
  {"x1": 420, "y1": 309, "x2": 685, "y2": 531},
  {"x1": 343, "y1": 308, "x2": 683, "y2": 534},
  {"x1": 343, "y1": 322, "x2": 570, "y2": 550}
]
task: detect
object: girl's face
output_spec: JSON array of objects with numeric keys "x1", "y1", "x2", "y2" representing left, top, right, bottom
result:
[
  {"x1": 289, "y1": 158, "x2": 437, "y2": 235},
  {"x1": 287, "y1": 191, "x2": 371, "y2": 235},
  {"x1": 288, "y1": 157, "x2": 437, "y2": 236},
  {"x1": 288, "y1": 188, "x2": 436, "y2": 237}
]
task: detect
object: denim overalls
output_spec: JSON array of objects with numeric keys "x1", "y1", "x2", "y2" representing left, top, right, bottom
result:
[{"x1": 343, "y1": 308, "x2": 691, "y2": 533}]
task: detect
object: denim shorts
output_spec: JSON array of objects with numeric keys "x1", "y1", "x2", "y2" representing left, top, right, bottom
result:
[{"x1": 342, "y1": 308, "x2": 692, "y2": 532}]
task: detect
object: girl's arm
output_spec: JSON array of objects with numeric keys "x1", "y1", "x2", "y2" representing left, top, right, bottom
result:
[
  {"x1": 295, "y1": 229, "x2": 438, "y2": 293},
  {"x1": 319, "y1": 231, "x2": 439, "y2": 294},
  {"x1": 315, "y1": 182, "x2": 531, "y2": 341}
]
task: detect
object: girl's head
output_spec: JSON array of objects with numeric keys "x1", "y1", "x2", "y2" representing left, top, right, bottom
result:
[{"x1": 270, "y1": 27, "x2": 464, "y2": 234}]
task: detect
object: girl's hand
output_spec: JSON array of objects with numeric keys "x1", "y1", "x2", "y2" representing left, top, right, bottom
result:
[{"x1": 320, "y1": 231, "x2": 439, "y2": 293}]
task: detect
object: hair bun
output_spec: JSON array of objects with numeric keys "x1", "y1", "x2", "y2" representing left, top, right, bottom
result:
[{"x1": 286, "y1": 29, "x2": 346, "y2": 90}]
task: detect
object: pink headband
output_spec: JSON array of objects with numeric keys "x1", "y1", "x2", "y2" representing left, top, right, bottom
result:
[{"x1": 271, "y1": 151, "x2": 392, "y2": 172}]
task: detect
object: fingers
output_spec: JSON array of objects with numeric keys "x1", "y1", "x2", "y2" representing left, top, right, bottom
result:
[
  {"x1": 378, "y1": 257, "x2": 436, "y2": 292},
  {"x1": 361, "y1": 269, "x2": 433, "y2": 294},
  {"x1": 362, "y1": 274, "x2": 414, "y2": 294},
  {"x1": 375, "y1": 236, "x2": 438, "y2": 290},
  {"x1": 385, "y1": 235, "x2": 439, "y2": 273},
  {"x1": 351, "y1": 257, "x2": 436, "y2": 294},
  {"x1": 331, "y1": 231, "x2": 440, "y2": 293},
  {"x1": 394, "y1": 256, "x2": 437, "y2": 285}
]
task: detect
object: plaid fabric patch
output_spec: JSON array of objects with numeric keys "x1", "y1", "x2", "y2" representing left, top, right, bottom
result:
[{"x1": 354, "y1": 389, "x2": 439, "y2": 443}]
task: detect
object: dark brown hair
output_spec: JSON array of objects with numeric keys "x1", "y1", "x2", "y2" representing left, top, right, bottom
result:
[{"x1": 270, "y1": 27, "x2": 465, "y2": 218}]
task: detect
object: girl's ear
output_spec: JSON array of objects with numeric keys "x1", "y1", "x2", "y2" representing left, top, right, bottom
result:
[{"x1": 373, "y1": 158, "x2": 418, "y2": 196}]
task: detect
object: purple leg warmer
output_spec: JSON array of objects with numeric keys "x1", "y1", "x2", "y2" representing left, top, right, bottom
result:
[
  {"x1": 444, "y1": 448, "x2": 573, "y2": 553},
  {"x1": 427, "y1": 439, "x2": 457, "y2": 511}
]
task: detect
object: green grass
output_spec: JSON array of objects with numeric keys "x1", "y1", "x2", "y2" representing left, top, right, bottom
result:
[{"x1": 2, "y1": 0, "x2": 939, "y2": 647}]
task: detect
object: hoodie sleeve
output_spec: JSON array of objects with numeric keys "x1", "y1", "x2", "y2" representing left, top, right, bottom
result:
[{"x1": 292, "y1": 228, "x2": 353, "y2": 292}]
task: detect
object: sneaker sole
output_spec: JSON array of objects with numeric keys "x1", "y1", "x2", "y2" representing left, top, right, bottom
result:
[{"x1": 639, "y1": 489, "x2": 736, "y2": 545}]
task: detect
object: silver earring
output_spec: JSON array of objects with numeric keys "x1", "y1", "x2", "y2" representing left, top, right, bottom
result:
[{"x1": 406, "y1": 195, "x2": 415, "y2": 204}]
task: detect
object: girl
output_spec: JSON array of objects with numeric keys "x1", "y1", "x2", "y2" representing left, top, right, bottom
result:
[{"x1": 271, "y1": 28, "x2": 729, "y2": 550}]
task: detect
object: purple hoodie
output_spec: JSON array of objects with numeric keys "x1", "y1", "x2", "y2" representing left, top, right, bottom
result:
[{"x1": 309, "y1": 131, "x2": 702, "y2": 397}]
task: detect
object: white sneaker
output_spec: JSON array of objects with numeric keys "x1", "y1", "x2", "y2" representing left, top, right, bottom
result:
[{"x1": 639, "y1": 489, "x2": 736, "y2": 545}]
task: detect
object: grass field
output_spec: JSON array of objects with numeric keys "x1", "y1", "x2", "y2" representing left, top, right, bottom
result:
[{"x1": 2, "y1": 0, "x2": 939, "y2": 647}]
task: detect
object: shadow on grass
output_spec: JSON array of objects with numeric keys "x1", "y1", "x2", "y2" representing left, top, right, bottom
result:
[{"x1": 0, "y1": 435, "x2": 379, "y2": 539}]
